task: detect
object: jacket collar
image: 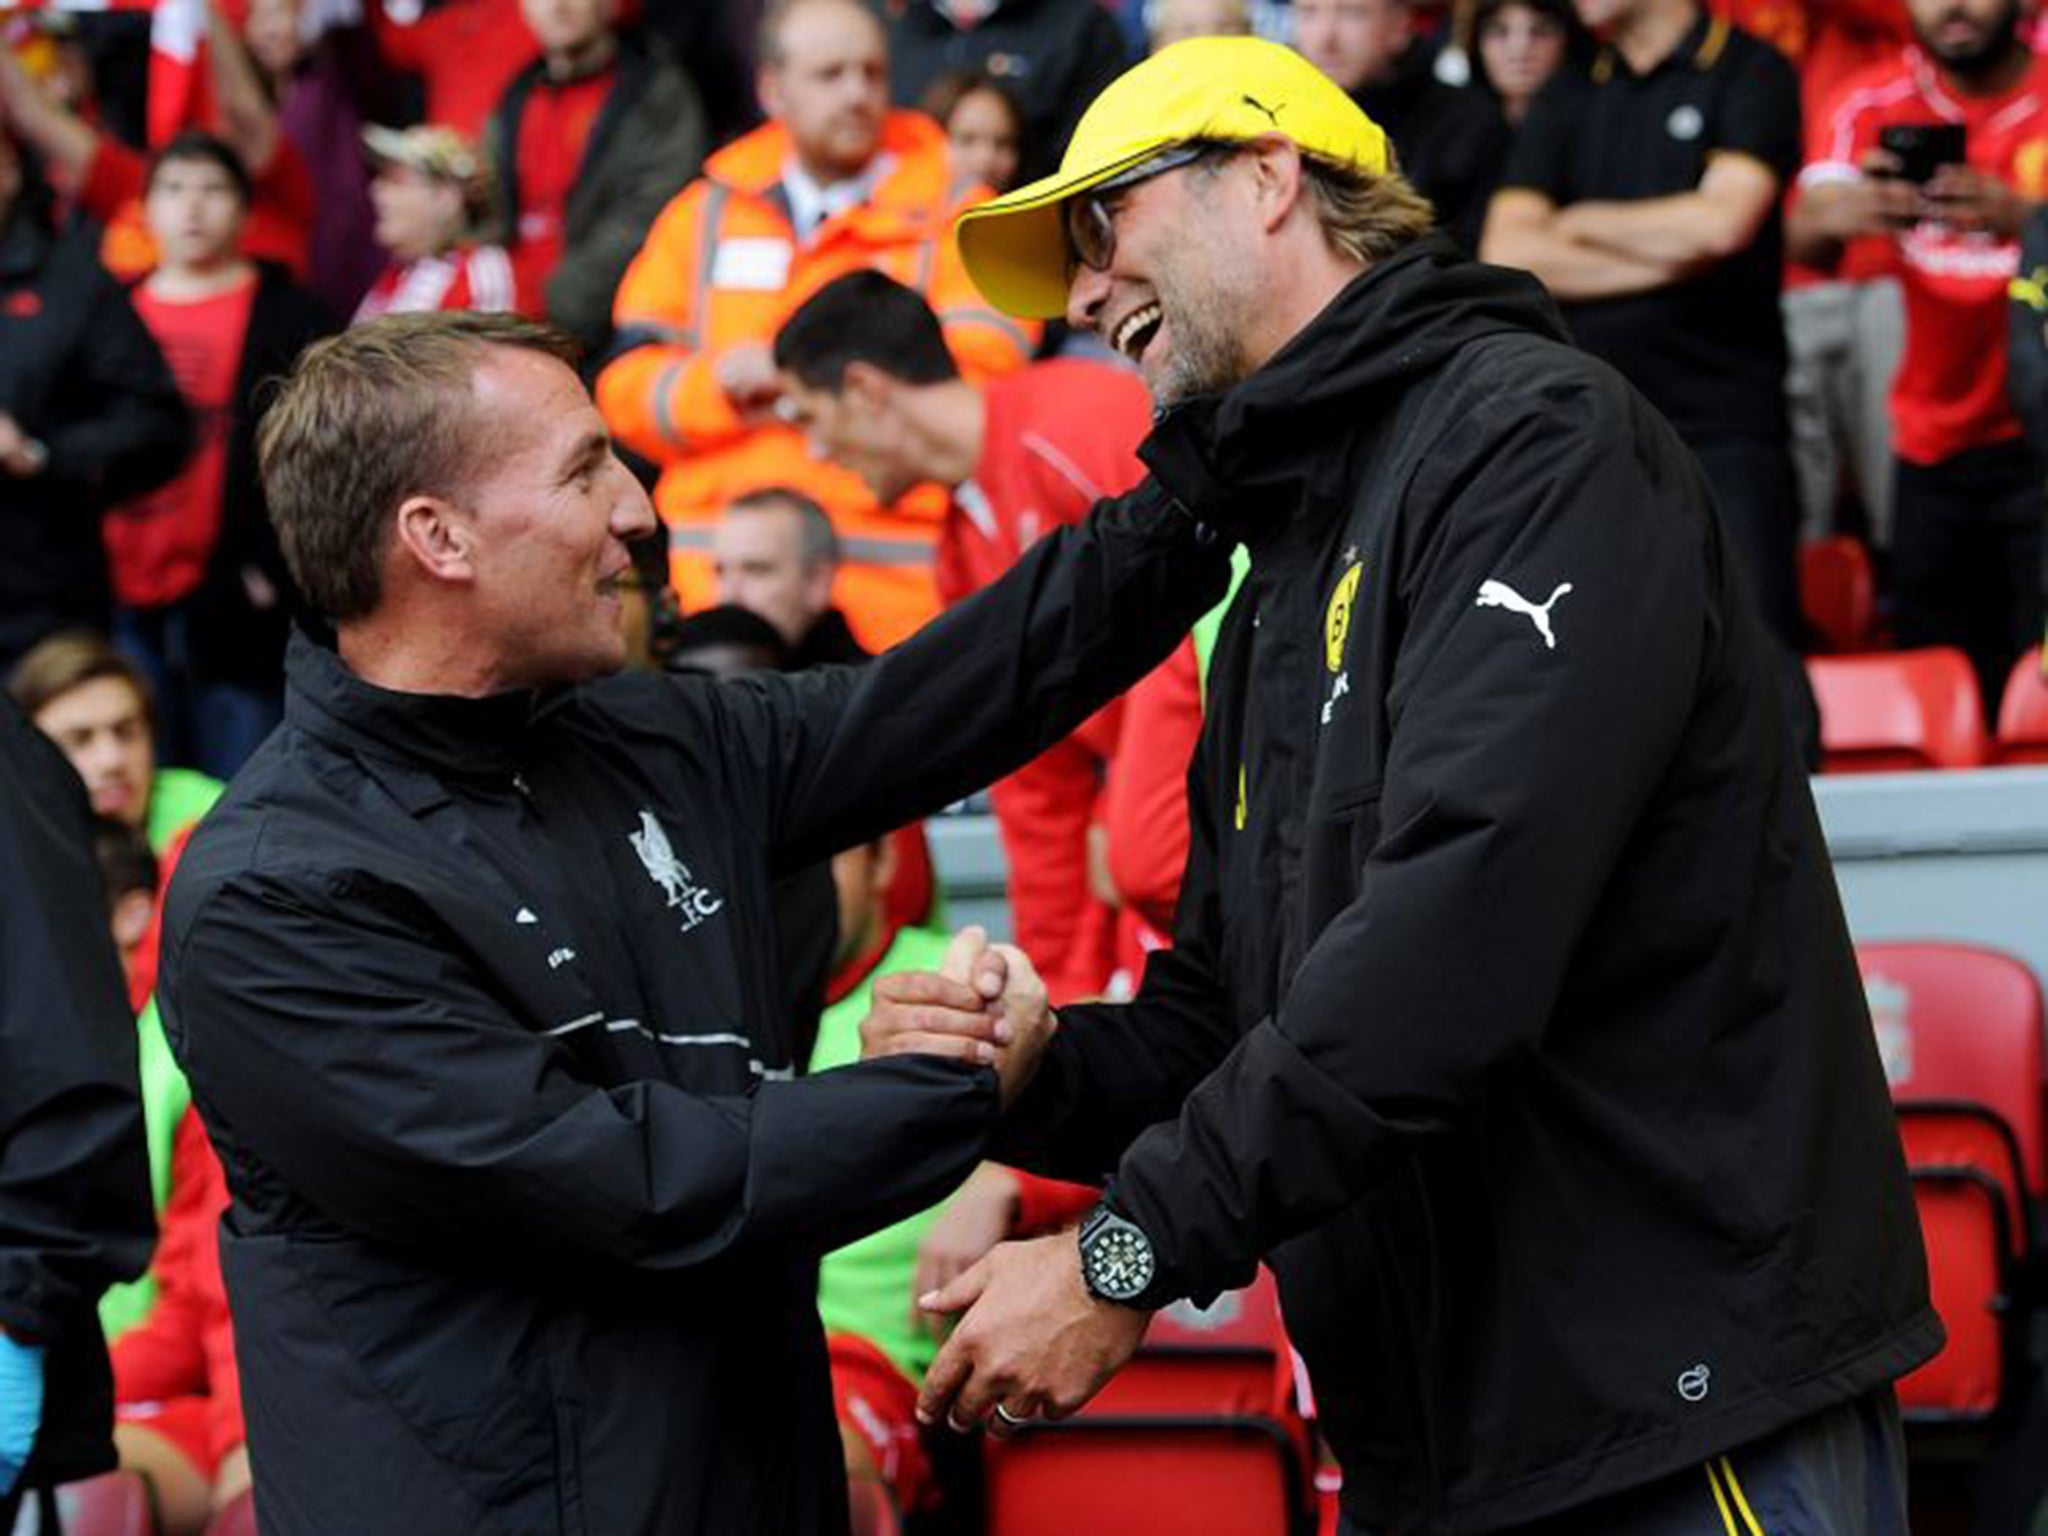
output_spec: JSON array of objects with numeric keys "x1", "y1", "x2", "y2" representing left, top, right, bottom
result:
[
  {"x1": 1138, "y1": 234, "x2": 1566, "y2": 546},
  {"x1": 284, "y1": 626, "x2": 562, "y2": 782},
  {"x1": 705, "y1": 110, "x2": 956, "y2": 215}
]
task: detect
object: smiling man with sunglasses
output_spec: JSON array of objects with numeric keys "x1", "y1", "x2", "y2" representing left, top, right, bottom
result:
[{"x1": 865, "y1": 34, "x2": 1936, "y2": 1536}]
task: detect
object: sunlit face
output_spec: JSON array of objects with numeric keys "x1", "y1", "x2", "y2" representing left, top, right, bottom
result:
[
  {"x1": 242, "y1": 0, "x2": 306, "y2": 77},
  {"x1": 1064, "y1": 152, "x2": 1257, "y2": 406},
  {"x1": 761, "y1": 0, "x2": 889, "y2": 182},
  {"x1": 34, "y1": 676, "x2": 156, "y2": 829},
  {"x1": 712, "y1": 505, "x2": 833, "y2": 646},
  {"x1": 777, "y1": 372, "x2": 924, "y2": 506},
  {"x1": 520, "y1": 0, "x2": 612, "y2": 56},
  {"x1": 1293, "y1": 0, "x2": 1410, "y2": 92},
  {"x1": 1906, "y1": 0, "x2": 2021, "y2": 75},
  {"x1": 452, "y1": 348, "x2": 660, "y2": 687},
  {"x1": 145, "y1": 156, "x2": 247, "y2": 271},
  {"x1": 1149, "y1": 0, "x2": 1252, "y2": 50},
  {"x1": 946, "y1": 86, "x2": 1021, "y2": 192},
  {"x1": 1478, "y1": 3, "x2": 1569, "y2": 111},
  {"x1": 370, "y1": 163, "x2": 465, "y2": 261}
]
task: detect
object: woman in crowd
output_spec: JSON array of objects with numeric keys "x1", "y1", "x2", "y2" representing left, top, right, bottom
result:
[
  {"x1": 1461, "y1": 0, "x2": 1582, "y2": 126},
  {"x1": 921, "y1": 69, "x2": 1025, "y2": 194}
]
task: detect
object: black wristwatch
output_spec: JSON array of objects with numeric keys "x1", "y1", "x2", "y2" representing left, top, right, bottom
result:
[{"x1": 1078, "y1": 1203, "x2": 1158, "y2": 1307}]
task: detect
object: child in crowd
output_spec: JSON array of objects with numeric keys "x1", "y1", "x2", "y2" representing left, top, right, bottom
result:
[{"x1": 354, "y1": 124, "x2": 515, "y2": 322}]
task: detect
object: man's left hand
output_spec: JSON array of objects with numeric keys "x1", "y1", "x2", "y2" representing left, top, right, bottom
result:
[
  {"x1": 1924, "y1": 165, "x2": 2029, "y2": 238},
  {"x1": 915, "y1": 1233, "x2": 1149, "y2": 1437}
]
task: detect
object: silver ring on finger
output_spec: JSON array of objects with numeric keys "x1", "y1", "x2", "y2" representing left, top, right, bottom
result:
[{"x1": 993, "y1": 1403, "x2": 1031, "y2": 1429}]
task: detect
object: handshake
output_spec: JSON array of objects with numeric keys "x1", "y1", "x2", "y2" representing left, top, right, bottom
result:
[{"x1": 857, "y1": 925, "x2": 1055, "y2": 1107}]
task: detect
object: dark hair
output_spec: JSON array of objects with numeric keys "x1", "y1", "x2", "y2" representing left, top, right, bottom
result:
[
  {"x1": 1461, "y1": 0, "x2": 1592, "y2": 94},
  {"x1": 773, "y1": 270, "x2": 960, "y2": 392},
  {"x1": 93, "y1": 816, "x2": 159, "y2": 904},
  {"x1": 8, "y1": 630, "x2": 158, "y2": 738},
  {"x1": 147, "y1": 129, "x2": 254, "y2": 206},
  {"x1": 921, "y1": 68, "x2": 1024, "y2": 137},
  {"x1": 664, "y1": 604, "x2": 793, "y2": 678},
  {"x1": 257, "y1": 312, "x2": 581, "y2": 623}
]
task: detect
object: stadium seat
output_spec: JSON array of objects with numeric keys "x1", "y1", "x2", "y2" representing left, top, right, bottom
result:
[
  {"x1": 1896, "y1": 1161, "x2": 2013, "y2": 1422},
  {"x1": 1090, "y1": 1266, "x2": 1300, "y2": 1421},
  {"x1": 984, "y1": 1417, "x2": 1312, "y2": 1536},
  {"x1": 1859, "y1": 941, "x2": 2048, "y2": 1197},
  {"x1": 1995, "y1": 646, "x2": 2048, "y2": 766},
  {"x1": 1800, "y1": 535, "x2": 1878, "y2": 653},
  {"x1": 1808, "y1": 649, "x2": 1988, "y2": 772},
  {"x1": 985, "y1": 1271, "x2": 1316, "y2": 1536},
  {"x1": 45, "y1": 1472, "x2": 152, "y2": 1536}
]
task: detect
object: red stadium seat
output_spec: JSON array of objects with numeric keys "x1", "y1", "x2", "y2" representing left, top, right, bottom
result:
[
  {"x1": 1800, "y1": 535, "x2": 1878, "y2": 653},
  {"x1": 1895, "y1": 1161, "x2": 2013, "y2": 1422},
  {"x1": 49, "y1": 1472, "x2": 153, "y2": 1536},
  {"x1": 1091, "y1": 1267, "x2": 1300, "y2": 1421},
  {"x1": 1859, "y1": 942, "x2": 2048, "y2": 1197},
  {"x1": 1994, "y1": 646, "x2": 2048, "y2": 765},
  {"x1": 1807, "y1": 649, "x2": 1988, "y2": 772},
  {"x1": 984, "y1": 1418, "x2": 1312, "y2": 1536},
  {"x1": 985, "y1": 1271, "x2": 1316, "y2": 1536},
  {"x1": 203, "y1": 1490, "x2": 261, "y2": 1536}
]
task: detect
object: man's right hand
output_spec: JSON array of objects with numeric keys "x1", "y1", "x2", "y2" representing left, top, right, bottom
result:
[
  {"x1": 713, "y1": 342, "x2": 782, "y2": 423},
  {"x1": 861, "y1": 926, "x2": 1057, "y2": 1107}
]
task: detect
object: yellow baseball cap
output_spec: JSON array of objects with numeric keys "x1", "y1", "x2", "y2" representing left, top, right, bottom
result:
[{"x1": 956, "y1": 36, "x2": 1390, "y2": 320}]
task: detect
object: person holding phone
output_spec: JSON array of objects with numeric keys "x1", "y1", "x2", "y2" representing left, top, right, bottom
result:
[{"x1": 1790, "y1": 0, "x2": 2048, "y2": 716}]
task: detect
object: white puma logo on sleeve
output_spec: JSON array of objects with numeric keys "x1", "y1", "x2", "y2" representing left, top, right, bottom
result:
[{"x1": 1475, "y1": 579, "x2": 1574, "y2": 650}]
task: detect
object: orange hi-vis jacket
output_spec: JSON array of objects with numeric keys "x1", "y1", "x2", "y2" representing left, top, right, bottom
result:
[{"x1": 597, "y1": 111, "x2": 1040, "y2": 651}]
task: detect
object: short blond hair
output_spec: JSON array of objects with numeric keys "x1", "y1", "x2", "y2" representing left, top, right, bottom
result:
[{"x1": 257, "y1": 312, "x2": 579, "y2": 623}]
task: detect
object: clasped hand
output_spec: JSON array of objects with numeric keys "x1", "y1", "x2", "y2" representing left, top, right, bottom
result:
[{"x1": 858, "y1": 925, "x2": 1054, "y2": 1108}]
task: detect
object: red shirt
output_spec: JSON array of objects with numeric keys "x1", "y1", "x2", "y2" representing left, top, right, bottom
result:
[
  {"x1": 353, "y1": 243, "x2": 518, "y2": 322},
  {"x1": 940, "y1": 360, "x2": 1154, "y2": 1000},
  {"x1": 509, "y1": 67, "x2": 614, "y2": 316},
  {"x1": 103, "y1": 275, "x2": 256, "y2": 609},
  {"x1": 374, "y1": 0, "x2": 538, "y2": 137},
  {"x1": 1802, "y1": 47, "x2": 2048, "y2": 462}
]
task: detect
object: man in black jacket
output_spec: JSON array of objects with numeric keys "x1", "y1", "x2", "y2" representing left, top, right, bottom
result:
[
  {"x1": 0, "y1": 129, "x2": 192, "y2": 675},
  {"x1": 891, "y1": 35, "x2": 1938, "y2": 1534},
  {"x1": 155, "y1": 310, "x2": 1229, "y2": 1535},
  {"x1": 0, "y1": 695, "x2": 155, "y2": 1532},
  {"x1": 887, "y1": 0, "x2": 1132, "y2": 184}
]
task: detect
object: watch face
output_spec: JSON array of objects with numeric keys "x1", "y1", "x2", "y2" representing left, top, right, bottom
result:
[{"x1": 1085, "y1": 1223, "x2": 1155, "y2": 1301}]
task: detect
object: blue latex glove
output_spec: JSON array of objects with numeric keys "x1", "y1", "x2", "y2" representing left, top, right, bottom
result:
[{"x1": 0, "y1": 1333, "x2": 45, "y2": 1497}]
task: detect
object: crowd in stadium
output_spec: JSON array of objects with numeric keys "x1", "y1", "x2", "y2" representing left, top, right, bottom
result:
[{"x1": 3, "y1": 0, "x2": 2047, "y2": 1531}]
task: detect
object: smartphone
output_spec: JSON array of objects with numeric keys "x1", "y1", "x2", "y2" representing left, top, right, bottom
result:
[{"x1": 1879, "y1": 123, "x2": 1968, "y2": 184}]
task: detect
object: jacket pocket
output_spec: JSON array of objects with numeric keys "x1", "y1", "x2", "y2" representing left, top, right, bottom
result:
[{"x1": 1304, "y1": 781, "x2": 1381, "y2": 932}]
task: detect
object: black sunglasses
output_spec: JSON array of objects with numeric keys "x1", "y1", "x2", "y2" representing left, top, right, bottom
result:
[{"x1": 1063, "y1": 142, "x2": 1235, "y2": 274}]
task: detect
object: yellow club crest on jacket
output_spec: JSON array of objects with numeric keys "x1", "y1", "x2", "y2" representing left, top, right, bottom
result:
[{"x1": 1326, "y1": 563, "x2": 1364, "y2": 673}]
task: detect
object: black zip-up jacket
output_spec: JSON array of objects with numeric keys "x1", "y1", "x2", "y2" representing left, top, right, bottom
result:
[
  {"x1": 0, "y1": 205, "x2": 191, "y2": 671},
  {"x1": 0, "y1": 698, "x2": 154, "y2": 1489},
  {"x1": 994, "y1": 238, "x2": 1940, "y2": 1534},
  {"x1": 158, "y1": 490, "x2": 1227, "y2": 1536}
]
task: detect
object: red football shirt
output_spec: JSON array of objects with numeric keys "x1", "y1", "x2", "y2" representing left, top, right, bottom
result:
[
  {"x1": 508, "y1": 67, "x2": 613, "y2": 317},
  {"x1": 103, "y1": 275, "x2": 256, "y2": 609},
  {"x1": 1801, "y1": 47, "x2": 2048, "y2": 463}
]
